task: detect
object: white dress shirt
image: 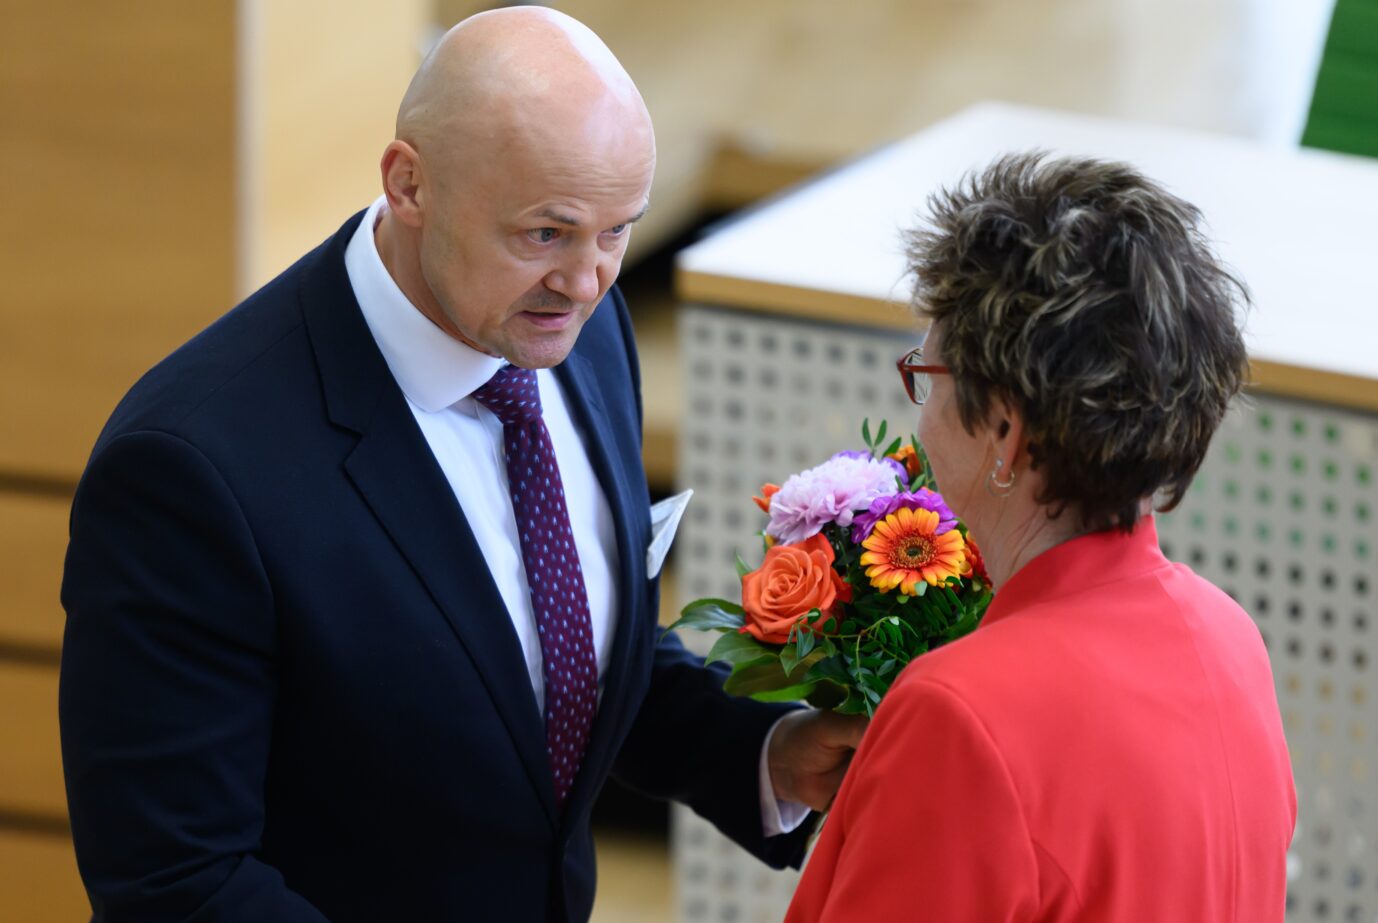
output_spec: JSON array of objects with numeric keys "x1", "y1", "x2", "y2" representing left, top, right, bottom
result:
[
  {"x1": 345, "y1": 196, "x2": 618, "y2": 711},
  {"x1": 344, "y1": 196, "x2": 805, "y2": 835}
]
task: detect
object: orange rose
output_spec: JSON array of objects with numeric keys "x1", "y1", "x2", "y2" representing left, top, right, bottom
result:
[
  {"x1": 752, "y1": 483, "x2": 781, "y2": 514},
  {"x1": 740, "y1": 534, "x2": 850, "y2": 644},
  {"x1": 887, "y1": 444, "x2": 924, "y2": 479}
]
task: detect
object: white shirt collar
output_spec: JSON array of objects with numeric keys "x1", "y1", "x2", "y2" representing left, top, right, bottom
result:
[{"x1": 344, "y1": 196, "x2": 505, "y2": 413}]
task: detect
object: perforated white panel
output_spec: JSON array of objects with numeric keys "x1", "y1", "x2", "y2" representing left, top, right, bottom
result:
[
  {"x1": 1156, "y1": 398, "x2": 1377, "y2": 923},
  {"x1": 671, "y1": 305, "x2": 1376, "y2": 923}
]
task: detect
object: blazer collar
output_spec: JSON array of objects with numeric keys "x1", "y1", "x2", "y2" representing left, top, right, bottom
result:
[
  {"x1": 300, "y1": 212, "x2": 557, "y2": 825},
  {"x1": 299, "y1": 214, "x2": 652, "y2": 828},
  {"x1": 981, "y1": 518, "x2": 1170, "y2": 629}
]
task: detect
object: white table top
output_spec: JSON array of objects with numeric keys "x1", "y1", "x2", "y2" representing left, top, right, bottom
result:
[{"x1": 677, "y1": 102, "x2": 1378, "y2": 410}]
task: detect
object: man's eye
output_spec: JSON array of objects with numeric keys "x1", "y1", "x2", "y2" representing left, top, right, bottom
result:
[
  {"x1": 529, "y1": 228, "x2": 559, "y2": 243},
  {"x1": 607, "y1": 224, "x2": 628, "y2": 236}
]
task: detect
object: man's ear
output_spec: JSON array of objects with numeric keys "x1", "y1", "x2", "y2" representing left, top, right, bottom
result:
[{"x1": 380, "y1": 140, "x2": 425, "y2": 228}]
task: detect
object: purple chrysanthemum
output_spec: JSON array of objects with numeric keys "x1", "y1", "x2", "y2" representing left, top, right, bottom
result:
[
  {"x1": 849, "y1": 488, "x2": 958, "y2": 544},
  {"x1": 767, "y1": 455, "x2": 902, "y2": 544}
]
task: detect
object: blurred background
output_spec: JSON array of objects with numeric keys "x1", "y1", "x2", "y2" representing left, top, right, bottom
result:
[{"x1": 2, "y1": 0, "x2": 1373, "y2": 919}]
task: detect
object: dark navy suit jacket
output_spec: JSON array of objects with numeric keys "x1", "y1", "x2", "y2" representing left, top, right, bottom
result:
[{"x1": 59, "y1": 212, "x2": 811, "y2": 922}]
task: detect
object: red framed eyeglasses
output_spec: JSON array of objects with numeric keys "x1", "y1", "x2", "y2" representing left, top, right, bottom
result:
[{"x1": 896, "y1": 346, "x2": 950, "y2": 405}]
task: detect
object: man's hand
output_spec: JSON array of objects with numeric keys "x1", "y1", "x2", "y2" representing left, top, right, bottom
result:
[{"x1": 767, "y1": 709, "x2": 869, "y2": 812}]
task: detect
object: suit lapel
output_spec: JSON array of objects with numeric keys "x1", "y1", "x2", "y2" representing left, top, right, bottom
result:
[
  {"x1": 300, "y1": 215, "x2": 557, "y2": 825},
  {"x1": 554, "y1": 351, "x2": 648, "y2": 820}
]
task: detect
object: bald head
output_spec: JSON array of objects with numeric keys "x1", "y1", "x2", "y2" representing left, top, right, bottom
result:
[
  {"x1": 396, "y1": 7, "x2": 652, "y2": 174},
  {"x1": 374, "y1": 8, "x2": 656, "y2": 369}
]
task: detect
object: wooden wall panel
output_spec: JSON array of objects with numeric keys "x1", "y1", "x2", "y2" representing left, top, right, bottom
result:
[
  {"x1": 0, "y1": 663, "x2": 65, "y2": 818},
  {"x1": 0, "y1": 493, "x2": 69, "y2": 656},
  {"x1": 0, "y1": 829, "x2": 87, "y2": 922},
  {"x1": 243, "y1": 0, "x2": 428, "y2": 292},
  {"x1": 0, "y1": 1, "x2": 237, "y2": 481}
]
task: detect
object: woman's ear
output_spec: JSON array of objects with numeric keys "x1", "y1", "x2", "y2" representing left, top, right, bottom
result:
[{"x1": 988, "y1": 394, "x2": 1027, "y2": 474}]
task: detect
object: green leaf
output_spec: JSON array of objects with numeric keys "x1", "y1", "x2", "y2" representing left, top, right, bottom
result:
[
  {"x1": 779, "y1": 641, "x2": 801, "y2": 676},
  {"x1": 862, "y1": 418, "x2": 873, "y2": 447},
  {"x1": 881, "y1": 437, "x2": 903, "y2": 458},
  {"x1": 668, "y1": 599, "x2": 746, "y2": 633},
  {"x1": 725, "y1": 647, "x2": 827, "y2": 696},
  {"x1": 735, "y1": 554, "x2": 753, "y2": 579},
  {"x1": 875, "y1": 420, "x2": 888, "y2": 449},
  {"x1": 751, "y1": 682, "x2": 817, "y2": 703},
  {"x1": 705, "y1": 631, "x2": 775, "y2": 666},
  {"x1": 723, "y1": 659, "x2": 789, "y2": 696},
  {"x1": 796, "y1": 627, "x2": 816, "y2": 660},
  {"x1": 681, "y1": 597, "x2": 745, "y2": 615},
  {"x1": 834, "y1": 690, "x2": 870, "y2": 715}
]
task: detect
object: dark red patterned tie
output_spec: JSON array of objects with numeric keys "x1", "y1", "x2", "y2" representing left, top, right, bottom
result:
[{"x1": 473, "y1": 365, "x2": 598, "y2": 807}]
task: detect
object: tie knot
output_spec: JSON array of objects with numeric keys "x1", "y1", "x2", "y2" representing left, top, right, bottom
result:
[{"x1": 473, "y1": 365, "x2": 542, "y2": 426}]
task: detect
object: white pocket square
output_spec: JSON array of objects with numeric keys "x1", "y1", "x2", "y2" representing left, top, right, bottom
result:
[{"x1": 646, "y1": 489, "x2": 693, "y2": 579}]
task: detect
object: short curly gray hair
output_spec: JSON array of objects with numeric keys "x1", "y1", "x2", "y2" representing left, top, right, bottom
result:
[{"x1": 907, "y1": 152, "x2": 1250, "y2": 532}]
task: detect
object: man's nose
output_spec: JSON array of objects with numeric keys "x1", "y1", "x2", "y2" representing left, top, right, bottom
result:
[{"x1": 548, "y1": 248, "x2": 609, "y2": 304}]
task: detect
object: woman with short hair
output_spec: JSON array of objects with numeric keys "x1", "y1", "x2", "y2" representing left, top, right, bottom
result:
[{"x1": 785, "y1": 153, "x2": 1295, "y2": 922}]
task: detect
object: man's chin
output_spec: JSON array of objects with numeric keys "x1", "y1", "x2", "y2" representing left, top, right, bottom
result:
[{"x1": 502, "y1": 327, "x2": 583, "y2": 369}]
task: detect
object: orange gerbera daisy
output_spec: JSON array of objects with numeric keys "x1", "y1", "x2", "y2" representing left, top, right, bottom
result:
[
  {"x1": 860, "y1": 506, "x2": 966, "y2": 594},
  {"x1": 964, "y1": 536, "x2": 991, "y2": 586}
]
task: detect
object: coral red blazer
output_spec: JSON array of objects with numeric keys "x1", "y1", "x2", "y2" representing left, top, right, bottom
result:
[{"x1": 786, "y1": 519, "x2": 1295, "y2": 922}]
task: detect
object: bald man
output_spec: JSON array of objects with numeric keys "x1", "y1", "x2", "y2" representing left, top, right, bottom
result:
[{"x1": 59, "y1": 9, "x2": 861, "y2": 922}]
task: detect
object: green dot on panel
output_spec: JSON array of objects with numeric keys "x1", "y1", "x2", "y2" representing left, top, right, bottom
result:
[
  {"x1": 1225, "y1": 517, "x2": 1239, "y2": 536},
  {"x1": 1289, "y1": 529, "x2": 1304, "y2": 549},
  {"x1": 1289, "y1": 455, "x2": 1305, "y2": 475},
  {"x1": 1322, "y1": 534, "x2": 1337, "y2": 554},
  {"x1": 1291, "y1": 418, "x2": 1305, "y2": 437},
  {"x1": 1324, "y1": 461, "x2": 1338, "y2": 481},
  {"x1": 1359, "y1": 504, "x2": 1371, "y2": 523},
  {"x1": 1256, "y1": 522, "x2": 1271, "y2": 542},
  {"x1": 1191, "y1": 512, "x2": 1206, "y2": 531},
  {"x1": 1289, "y1": 492, "x2": 1305, "y2": 511},
  {"x1": 1357, "y1": 540, "x2": 1370, "y2": 560},
  {"x1": 1259, "y1": 412, "x2": 1273, "y2": 432},
  {"x1": 1258, "y1": 450, "x2": 1273, "y2": 469},
  {"x1": 1324, "y1": 497, "x2": 1338, "y2": 516},
  {"x1": 1225, "y1": 480, "x2": 1239, "y2": 499},
  {"x1": 1225, "y1": 443, "x2": 1241, "y2": 464},
  {"x1": 1360, "y1": 466, "x2": 1372, "y2": 486},
  {"x1": 1256, "y1": 486, "x2": 1272, "y2": 505},
  {"x1": 1324, "y1": 422, "x2": 1339, "y2": 443}
]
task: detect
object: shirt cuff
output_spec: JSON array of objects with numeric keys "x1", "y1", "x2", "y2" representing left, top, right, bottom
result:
[{"x1": 759, "y1": 713, "x2": 812, "y2": 837}]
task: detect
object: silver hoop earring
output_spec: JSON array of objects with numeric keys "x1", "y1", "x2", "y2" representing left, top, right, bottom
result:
[{"x1": 986, "y1": 459, "x2": 1016, "y2": 498}]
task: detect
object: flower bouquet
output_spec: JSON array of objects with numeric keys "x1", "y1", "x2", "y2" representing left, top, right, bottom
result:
[{"x1": 670, "y1": 421, "x2": 992, "y2": 716}]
